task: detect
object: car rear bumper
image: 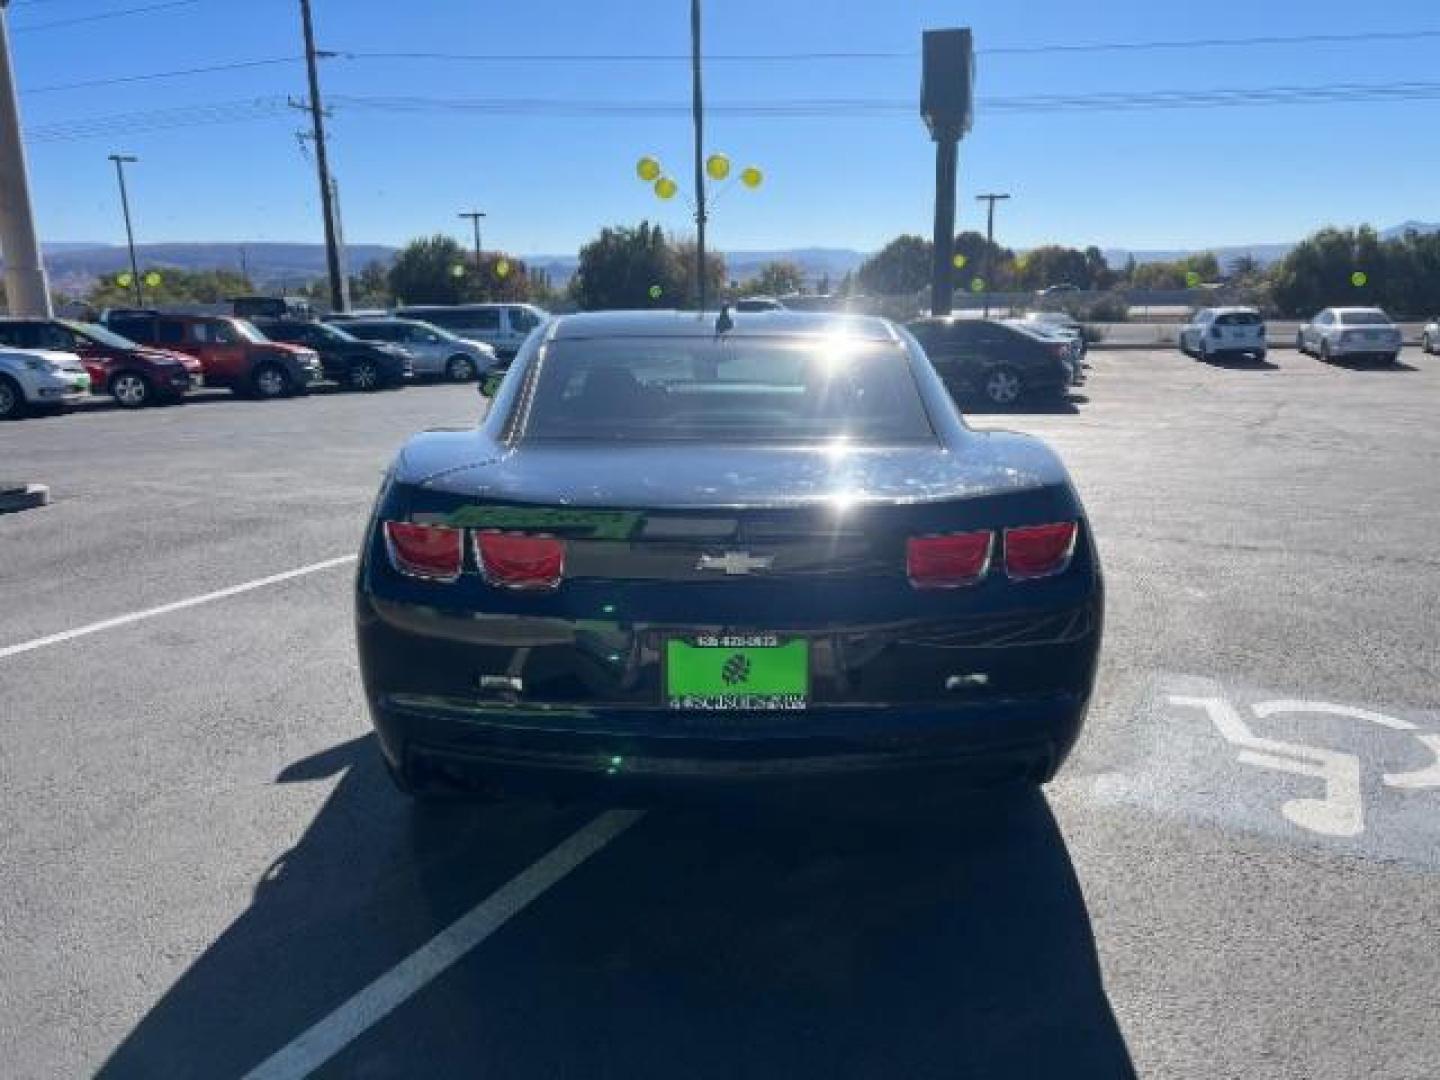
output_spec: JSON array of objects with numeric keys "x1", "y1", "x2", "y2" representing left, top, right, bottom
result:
[{"x1": 369, "y1": 688, "x2": 1089, "y2": 798}]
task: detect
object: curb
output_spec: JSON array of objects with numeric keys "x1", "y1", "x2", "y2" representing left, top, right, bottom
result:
[{"x1": 0, "y1": 482, "x2": 50, "y2": 514}]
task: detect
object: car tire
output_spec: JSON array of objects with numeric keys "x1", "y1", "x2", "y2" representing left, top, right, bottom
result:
[
  {"x1": 445, "y1": 354, "x2": 477, "y2": 382},
  {"x1": 1389, "y1": 352, "x2": 1403, "y2": 366},
  {"x1": 109, "y1": 371, "x2": 152, "y2": 409},
  {"x1": 251, "y1": 363, "x2": 292, "y2": 399},
  {"x1": 1256, "y1": 351, "x2": 1268, "y2": 364},
  {"x1": 1424, "y1": 333, "x2": 1434, "y2": 355},
  {"x1": 348, "y1": 359, "x2": 381, "y2": 392},
  {"x1": 1320, "y1": 340, "x2": 1332, "y2": 363},
  {"x1": 982, "y1": 366, "x2": 1024, "y2": 407},
  {"x1": 0, "y1": 374, "x2": 26, "y2": 420}
]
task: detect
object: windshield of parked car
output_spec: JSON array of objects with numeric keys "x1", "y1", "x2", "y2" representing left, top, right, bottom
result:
[
  {"x1": 1215, "y1": 312, "x2": 1262, "y2": 326},
  {"x1": 521, "y1": 337, "x2": 935, "y2": 444},
  {"x1": 63, "y1": 321, "x2": 139, "y2": 349},
  {"x1": 309, "y1": 322, "x2": 358, "y2": 344},
  {"x1": 1339, "y1": 310, "x2": 1392, "y2": 326},
  {"x1": 229, "y1": 319, "x2": 268, "y2": 343}
]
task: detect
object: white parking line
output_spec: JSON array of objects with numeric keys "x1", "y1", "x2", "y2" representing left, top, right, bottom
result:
[
  {"x1": 0, "y1": 555, "x2": 357, "y2": 661},
  {"x1": 242, "y1": 808, "x2": 645, "y2": 1080}
]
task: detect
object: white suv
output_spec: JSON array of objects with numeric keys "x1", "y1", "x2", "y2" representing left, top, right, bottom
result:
[
  {"x1": 0, "y1": 348, "x2": 91, "y2": 420},
  {"x1": 1180, "y1": 307, "x2": 1267, "y2": 362},
  {"x1": 1297, "y1": 307, "x2": 1403, "y2": 364}
]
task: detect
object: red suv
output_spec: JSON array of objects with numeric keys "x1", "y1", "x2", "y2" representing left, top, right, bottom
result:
[
  {"x1": 103, "y1": 311, "x2": 322, "y2": 399},
  {"x1": 0, "y1": 317, "x2": 201, "y2": 408}
]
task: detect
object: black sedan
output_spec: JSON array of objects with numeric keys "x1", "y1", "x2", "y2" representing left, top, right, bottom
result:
[
  {"x1": 906, "y1": 317, "x2": 1076, "y2": 407},
  {"x1": 355, "y1": 311, "x2": 1103, "y2": 802},
  {"x1": 251, "y1": 318, "x2": 411, "y2": 390}
]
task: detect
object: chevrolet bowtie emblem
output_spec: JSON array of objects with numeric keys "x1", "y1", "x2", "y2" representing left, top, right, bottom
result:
[{"x1": 696, "y1": 551, "x2": 774, "y2": 575}]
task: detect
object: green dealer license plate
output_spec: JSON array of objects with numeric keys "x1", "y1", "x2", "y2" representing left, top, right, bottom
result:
[{"x1": 665, "y1": 635, "x2": 809, "y2": 711}]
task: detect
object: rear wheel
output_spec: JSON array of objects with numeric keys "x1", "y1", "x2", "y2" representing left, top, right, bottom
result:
[
  {"x1": 0, "y1": 375, "x2": 25, "y2": 420},
  {"x1": 1424, "y1": 333, "x2": 1434, "y2": 355},
  {"x1": 982, "y1": 366, "x2": 1024, "y2": 407},
  {"x1": 348, "y1": 359, "x2": 381, "y2": 392},
  {"x1": 110, "y1": 371, "x2": 152, "y2": 409},
  {"x1": 445, "y1": 354, "x2": 477, "y2": 382},
  {"x1": 1320, "y1": 340, "x2": 1332, "y2": 363},
  {"x1": 1296, "y1": 331, "x2": 1308, "y2": 356},
  {"x1": 251, "y1": 363, "x2": 291, "y2": 399}
]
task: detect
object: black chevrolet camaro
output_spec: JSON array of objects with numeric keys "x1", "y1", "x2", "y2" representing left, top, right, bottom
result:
[{"x1": 355, "y1": 310, "x2": 1103, "y2": 801}]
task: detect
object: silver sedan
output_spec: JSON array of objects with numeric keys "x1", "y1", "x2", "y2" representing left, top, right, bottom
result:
[{"x1": 337, "y1": 319, "x2": 497, "y2": 381}]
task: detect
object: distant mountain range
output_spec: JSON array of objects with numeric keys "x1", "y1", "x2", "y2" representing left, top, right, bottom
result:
[{"x1": 20, "y1": 223, "x2": 1440, "y2": 294}]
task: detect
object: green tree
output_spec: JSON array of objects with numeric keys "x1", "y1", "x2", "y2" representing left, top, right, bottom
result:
[
  {"x1": 86, "y1": 267, "x2": 252, "y2": 308},
  {"x1": 1269, "y1": 225, "x2": 1440, "y2": 318},
  {"x1": 387, "y1": 235, "x2": 470, "y2": 305},
  {"x1": 349, "y1": 259, "x2": 391, "y2": 307},
  {"x1": 570, "y1": 221, "x2": 682, "y2": 310},
  {"x1": 671, "y1": 239, "x2": 728, "y2": 308},
  {"x1": 953, "y1": 230, "x2": 1015, "y2": 289},
  {"x1": 742, "y1": 260, "x2": 806, "y2": 297},
  {"x1": 1010, "y1": 245, "x2": 1113, "y2": 291},
  {"x1": 856, "y1": 235, "x2": 931, "y2": 296},
  {"x1": 1130, "y1": 252, "x2": 1220, "y2": 290}
]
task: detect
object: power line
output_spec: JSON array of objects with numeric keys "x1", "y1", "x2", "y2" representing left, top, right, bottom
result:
[
  {"x1": 22, "y1": 56, "x2": 301, "y2": 95},
  {"x1": 341, "y1": 29, "x2": 1440, "y2": 64},
  {"x1": 26, "y1": 79, "x2": 1440, "y2": 144},
  {"x1": 10, "y1": 0, "x2": 203, "y2": 33}
]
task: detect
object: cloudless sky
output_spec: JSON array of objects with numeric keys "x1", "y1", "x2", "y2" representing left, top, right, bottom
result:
[{"x1": 8, "y1": 0, "x2": 1440, "y2": 256}]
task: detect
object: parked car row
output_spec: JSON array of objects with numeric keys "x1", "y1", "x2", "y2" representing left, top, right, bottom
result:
[
  {"x1": 1180, "y1": 305, "x2": 1419, "y2": 365},
  {"x1": 0, "y1": 302, "x2": 544, "y2": 419}
]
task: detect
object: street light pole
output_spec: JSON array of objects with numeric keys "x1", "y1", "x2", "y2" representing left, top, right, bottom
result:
[
  {"x1": 690, "y1": 0, "x2": 708, "y2": 311},
  {"x1": 0, "y1": 1, "x2": 52, "y2": 317},
  {"x1": 108, "y1": 154, "x2": 143, "y2": 307},
  {"x1": 459, "y1": 210, "x2": 486, "y2": 268},
  {"x1": 975, "y1": 192, "x2": 1010, "y2": 319}
]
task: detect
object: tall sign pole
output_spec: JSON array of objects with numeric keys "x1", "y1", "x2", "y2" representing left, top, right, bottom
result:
[
  {"x1": 0, "y1": 1, "x2": 51, "y2": 317},
  {"x1": 921, "y1": 29, "x2": 974, "y2": 318},
  {"x1": 690, "y1": 0, "x2": 708, "y2": 311}
]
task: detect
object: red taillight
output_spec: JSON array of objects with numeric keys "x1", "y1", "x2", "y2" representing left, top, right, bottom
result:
[
  {"x1": 907, "y1": 531, "x2": 993, "y2": 589},
  {"x1": 383, "y1": 521, "x2": 463, "y2": 582},
  {"x1": 1004, "y1": 522, "x2": 1078, "y2": 580},
  {"x1": 475, "y1": 531, "x2": 565, "y2": 591}
]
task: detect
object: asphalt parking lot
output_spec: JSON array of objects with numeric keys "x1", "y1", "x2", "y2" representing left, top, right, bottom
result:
[{"x1": 2, "y1": 349, "x2": 1439, "y2": 1080}]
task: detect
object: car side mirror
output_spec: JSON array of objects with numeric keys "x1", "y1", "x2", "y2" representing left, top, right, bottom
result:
[{"x1": 478, "y1": 372, "x2": 503, "y2": 399}]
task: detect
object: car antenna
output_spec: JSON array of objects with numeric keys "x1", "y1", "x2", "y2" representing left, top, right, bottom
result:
[{"x1": 715, "y1": 303, "x2": 734, "y2": 338}]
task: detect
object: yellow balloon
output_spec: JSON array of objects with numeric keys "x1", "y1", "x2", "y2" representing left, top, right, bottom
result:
[
  {"x1": 495, "y1": 259, "x2": 511, "y2": 279},
  {"x1": 144, "y1": 271, "x2": 162, "y2": 287},
  {"x1": 116, "y1": 272, "x2": 133, "y2": 287},
  {"x1": 740, "y1": 166, "x2": 763, "y2": 189},
  {"x1": 952, "y1": 253, "x2": 967, "y2": 269},
  {"x1": 450, "y1": 264, "x2": 466, "y2": 278},
  {"x1": 654, "y1": 176, "x2": 678, "y2": 200},
  {"x1": 636, "y1": 156, "x2": 661, "y2": 182},
  {"x1": 705, "y1": 153, "x2": 731, "y2": 181}
]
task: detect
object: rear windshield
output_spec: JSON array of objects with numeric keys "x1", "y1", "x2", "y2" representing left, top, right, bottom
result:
[
  {"x1": 1215, "y1": 312, "x2": 1262, "y2": 326},
  {"x1": 1339, "y1": 310, "x2": 1392, "y2": 326},
  {"x1": 519, "y1": 337, "x2": 935, "y2": 444}
]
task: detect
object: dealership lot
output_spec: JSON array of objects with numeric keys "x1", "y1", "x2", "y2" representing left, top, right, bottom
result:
[{"x1": 2, "y1": 350, "x2": 1438, "y2": 1080}]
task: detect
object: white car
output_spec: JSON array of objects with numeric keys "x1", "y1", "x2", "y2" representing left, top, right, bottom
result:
[
  {"x1": 1180, "y1": 307, "x2": 1267, "y2": 362},
  {"x1": 1297, "y1": 307, "x2": 1403, "y2": 364},
  {"x1": 1422, "y1": 316, "x2": 1439, "y2": 355},
  {"x1": 0, "y1": 348, "x2": 91, "y2": 420},
  {"x1": 336, "y1": 318, "x2": 498, "y2": 381}
]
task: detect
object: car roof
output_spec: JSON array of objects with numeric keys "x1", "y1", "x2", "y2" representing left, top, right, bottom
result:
[
  {"x1": 1207, "y1": 306, "x2": 1260, "y2": 314},
  {"x1": 1330, "y1": 306, "x2": 1387, "y2": 315},
  {"x1": 548, "y1": 309, "x2": 898, "y2": 342}
]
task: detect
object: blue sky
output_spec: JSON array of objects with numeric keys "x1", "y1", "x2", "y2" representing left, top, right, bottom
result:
[{"x1": 9, "y1": 0, "x2": 1440, "y2": 255}]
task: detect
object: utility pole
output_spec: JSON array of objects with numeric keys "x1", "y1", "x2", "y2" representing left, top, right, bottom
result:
[
  {"x1": 975, "y1": 192, "x2": 1010, "y2": 319},
  {"x1": 690, "y1": 0, "x2": 707, "y2": 311},
  {"x1": 108, "y1": 154, "x2": 143, "y2": 306},
  {"x1": 458, "y1": 210, "x2": 486, "y2": 268},
  {"x1": 297, "y1": 0, "x2": 345, "y2": 312},
  {"x1": 0, "y1": 1, "x2": 52, "y2": 317}
]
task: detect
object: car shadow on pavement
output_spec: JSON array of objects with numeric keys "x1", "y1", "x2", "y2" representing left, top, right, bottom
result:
[
  {"x1": 1324, "y1": 357, "x2": 1420, "y2": 373},
  {"x1": 1197, "y1": 355, "x2": 1279, "y2": 371},
  {"x1": 964, "y1": 395, "x2": 1083, "y2": 416},
  {"x1": 96, "y1": 741, "x2": 1135, "y2": 1080}
]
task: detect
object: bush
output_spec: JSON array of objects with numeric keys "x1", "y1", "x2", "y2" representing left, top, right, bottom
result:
[{"x1": 1067, "y1": 293, "x2": 1129, "y2": 323}]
